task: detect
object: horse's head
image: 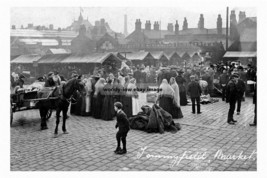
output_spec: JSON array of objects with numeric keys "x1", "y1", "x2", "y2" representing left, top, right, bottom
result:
[{"x1": 62, "y1": 78, "x2": 86, "y2": 99}]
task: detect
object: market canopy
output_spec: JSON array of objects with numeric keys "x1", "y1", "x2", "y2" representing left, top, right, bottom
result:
[
  {"x1": 125, "y1": 51, "x2": 151, "y2": 61},
  {"x1": 60, "y1": 53, "x2": 120, "y2": 64},
  {"x1": 150, "y1": 51, "x2": 165, "y2": 60},
  {"x1": 11, "y1": 54, "x2": 42, "y2": 64},
  {"x1": 38, "y1": 54, "x2": 71, "y2": 64},
  {"x1": 223, "y1": 51, "x2": 257, "y2": 58}
]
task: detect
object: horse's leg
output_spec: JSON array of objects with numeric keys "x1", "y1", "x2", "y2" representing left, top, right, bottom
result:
[
  {"x1": 40, "y1": 107, "x2": 48, "y2": 130},
  {"x1": 54, "y1": 107, "x2": 61, "y2": 135},
  {"x1": 62, "y1": 103, "x2": 69, "y2": 134}
]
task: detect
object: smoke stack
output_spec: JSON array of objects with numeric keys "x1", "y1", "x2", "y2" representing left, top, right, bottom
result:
[
  {"x1": 145, "y1": 21, "x2": 151, "y2": 30},
  {"x1": 49, "y1": 24, "x2": 54, "y2": 30},
  {"x1": 175, "y1": 20, "x2": 179, "y2": 35},
  {"x1": 167, "y1": 23, "x2": 173, "y2": 32},
  {"x1": 238, "y1": 11, "x2": 246, "y2": 23},
  {"x1": 183, "y1": 18, "x2": 188, "y2": 30},
  {"x1": 154, "y1": 21, "x2": 159, "y2": 31},
  {"x1": 124, "y1": 14, "x2": 128, "y2": 36},
  {"x1": 198, "y1": 14, "x2": 204, "y2": 29},
  {"x1": 217, "y1": 14, "x2": 222, "y2": 35}
]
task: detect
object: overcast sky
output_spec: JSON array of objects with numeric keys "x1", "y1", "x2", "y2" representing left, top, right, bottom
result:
[{"x1": 10, "y1": 6, "x2": 256, "y2": 34}]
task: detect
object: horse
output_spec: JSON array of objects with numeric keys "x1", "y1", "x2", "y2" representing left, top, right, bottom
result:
[{"x1": 37, "y1": 78, "x2": 85, "y2": 135}]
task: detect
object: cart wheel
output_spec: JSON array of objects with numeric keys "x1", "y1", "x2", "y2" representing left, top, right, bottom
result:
[{"x1": 46, "y1": 109, "x2": 53, "y2": 120}]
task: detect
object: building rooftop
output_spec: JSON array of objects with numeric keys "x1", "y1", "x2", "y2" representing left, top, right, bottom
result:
[
  {"x1": 11, "y1": 29, "x2": 78, "y2": 38},
  {"x1": 125, "y1": 51, "x2": 151, "y2": 60}
]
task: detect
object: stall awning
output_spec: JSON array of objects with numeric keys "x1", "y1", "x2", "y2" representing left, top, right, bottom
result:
[
  {"x1": 223, "y1": 51, "x2": 257, "y2": 58},
  {"x1": 11, "y1": 54, "x2": 42, "y2": 64},
  {"x1": 60, "y1": 53, "x2": 119, "y2": 64},
  {"x1": 38, "y1": 54, "x2": 71, "y2": 64}
]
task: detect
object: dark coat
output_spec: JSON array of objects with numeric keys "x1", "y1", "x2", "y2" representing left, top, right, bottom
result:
[
  {"x1": 247, "y1": 68, "x2": 256, "y2": 81},
  {"x1": 236, "y1": 79, "x2": 246, "y2": 98},
  {"x1": 175, "y1": 75, "x2": 186, "y2": 85},
  {"x1": 226, "y1": 79, "x2": 237, "y2": 103},
  {"x1": 219, "y1": 73, "x2": 229, "y2": 85},
  {"x1": 115, "y1": 110, "x2": 130, "y2": 132},
  {"x1": 253, "y1": 84, "x2": 256, "y2": 104},
  {"x1": 17, "y1": 78, "x2": 24, "y2": 88},
  {"x1": 187, "y1": 81, "x2": 202, "y2": 98},
  {"x1": 44, "y1": 78, "x2": 55, "y2": 87}
]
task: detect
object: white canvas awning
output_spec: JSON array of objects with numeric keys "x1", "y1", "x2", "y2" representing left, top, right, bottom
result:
[{"x1": 223, "y1": 51, "x2": 257, "y2": 58}]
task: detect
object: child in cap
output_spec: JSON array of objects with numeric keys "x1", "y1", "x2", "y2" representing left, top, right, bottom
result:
[{"x1": 114, "y1": 102, "x2": 130, "y2": 154}]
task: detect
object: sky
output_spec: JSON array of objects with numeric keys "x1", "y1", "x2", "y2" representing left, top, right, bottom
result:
[{"x1": 10, "y1": 6, "x2": 256, "y2": 34}]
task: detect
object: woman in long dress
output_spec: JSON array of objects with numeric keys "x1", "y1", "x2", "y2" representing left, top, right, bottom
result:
[
  {"x1": 101, "y1": 79, "x2": 115, "y2": 121},
  {"x1": 90, "y1": 75, "x2": 100, "y2": 116},
  {"x1": 170, "y1": 77, "x2": 183, "y2": 119},
  {"x1": 175, "y1": 72, "x2": 188, "y2": 106},
  {"x1": 157, "y1": 79, "x2": 178, "y2": 118},
  {"x1": 71, "y1": 75, "x2": 84, "y2": 116},
  {"x1": 113, "y1": 78, "x2": 124, "y2": 103},
  {"x1": 92, "y1": 78, "x2": 105, "y2": 119},
  {"x1": 83, "y1": 77, "x2": 92, "y2": 116},
  {"x1": 127, "y1": 78, "x2": 140, "y2": 116},
  {"x1": 121, "y1": 76, "x2": 132, "y2": 117}
]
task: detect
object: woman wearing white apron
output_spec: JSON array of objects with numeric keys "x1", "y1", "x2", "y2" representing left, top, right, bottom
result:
[
  {"x1": 84, "y1": 77, "x2": 92, "y2": 116},
  {"x1": 127, "y1": 78, "x2": 140, "y2": 115}
]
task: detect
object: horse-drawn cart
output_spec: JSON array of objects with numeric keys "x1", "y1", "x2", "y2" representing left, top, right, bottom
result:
[{"x1": 10, "y1": 86, "x2": 58, "y2": 126}]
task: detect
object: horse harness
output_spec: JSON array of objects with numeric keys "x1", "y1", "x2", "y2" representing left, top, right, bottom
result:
[{"x1": 56, "y1": 83, "x2": 77, "y2": 104}]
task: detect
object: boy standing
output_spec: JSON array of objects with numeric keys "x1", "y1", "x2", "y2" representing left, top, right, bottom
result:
[{"x1": 114, "y1": 102, "x2": 130, "y2": 155}]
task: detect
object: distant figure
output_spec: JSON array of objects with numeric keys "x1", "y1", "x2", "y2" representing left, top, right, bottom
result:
[
  {"x1": 226, "y1": 73, "x2": 239, "y2": 124},
  {"x1": 44, "y1": 72, "x2": 55, "y2": 87},
  {"x1": 53, "y1": 71, "x2": 61, "y2": 86},
  {"x1": 101, "y1": 79, "x2": 115, "y2": 121},
  {"x1": 92, "y1": 78, "x2": 105, "y2": 119},
  {"x1": 187, "y1": 75, "x2": 202, "y2": 114},
  {"x1": 175, "y1": 71, "x2": 187, "y2": 106},
  {"x1": 236, "y1": 75, "x2": 246, "y2": 115},
  {"x1": 250, "y1": 83, "x2": 257, "y2": 126},
  {"x1": 219, "y1": 69, "x2": 229, "y2": 101}
]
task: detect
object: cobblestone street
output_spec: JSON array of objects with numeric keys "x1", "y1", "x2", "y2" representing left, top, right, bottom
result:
[{"x1": 10, "y1": 93, "x2": 257, "y2": 171}]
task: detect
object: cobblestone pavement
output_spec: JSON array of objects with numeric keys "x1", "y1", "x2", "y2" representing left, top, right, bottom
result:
[{"x1": 10, "y1": 93, "x2": 256, "y2": 171}]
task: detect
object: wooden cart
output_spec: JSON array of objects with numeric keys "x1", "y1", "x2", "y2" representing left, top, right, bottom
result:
[{"x1": 10, "y1": 87, "x2": 58, "y2": 126}]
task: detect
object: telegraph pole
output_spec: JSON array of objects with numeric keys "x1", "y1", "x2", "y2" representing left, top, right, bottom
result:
[{"x1": 226, "y1": 7, "x2": 229, "y2": 50}]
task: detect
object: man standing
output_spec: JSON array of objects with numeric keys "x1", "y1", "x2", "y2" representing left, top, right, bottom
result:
[
  {"x1": 236, "y1": 75, "x2": 246, "y2": 115},
  {"x1": 219, "y1": 69, "x2": 229, "y2": 101},
  {"x1": 246, "y1": 64, "x2": 256, "y2": 92},
  {"x1": 44, "y1": 72, "x2": 56, "y2": 87},
  {"x1": 226, "y1": 73, "x2": 239, "y2": 124},
  {"x1": 187, "y1": 75, "x2": 202, "y2": 114},
  {"x1": 17, "y1": 74, "x2": 25, "y2": 88},
  {"x1": 250, "y1": 83, "x2": 257, "y2": 126},
  {"x1": 53, "y1": 71, "x2": 61, "y2": 86}
]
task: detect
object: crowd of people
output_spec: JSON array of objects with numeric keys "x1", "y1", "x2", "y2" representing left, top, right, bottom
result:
[{"x1": 11, "y1": 60, "x2": 257, "y2": 125}]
